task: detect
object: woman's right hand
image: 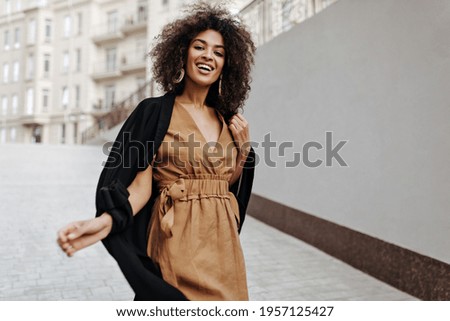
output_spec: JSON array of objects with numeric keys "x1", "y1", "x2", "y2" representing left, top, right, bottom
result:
[{"x1": 57, "y1": 213, "x2": 113, "y2": 257}]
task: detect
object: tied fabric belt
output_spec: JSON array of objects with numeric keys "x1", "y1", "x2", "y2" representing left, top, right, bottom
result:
[{"x1": 156, "y1": 174, "x2": 238, "y2": 238}]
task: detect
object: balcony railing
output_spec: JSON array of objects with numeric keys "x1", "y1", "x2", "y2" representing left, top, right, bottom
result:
[
  {"x1": 91, "y1": 20, "x2": 125, "y2": 43},
  {"x1": 239, "y1": 0, "x2": 338, "y2": 46},
  {"x1": 120, "y1": 51, "x2": 147, "y2": 73},
  {"x1": 91, "y1": 62, "x2": 122, "y2": 81},
  {"x1": 24, "y1": 0, "x2": 48, "y2": 11},
  {"x1": 81, "y1": 80, "x2": 153, "y2": 144},
  {"x1": 121, "y1": 12, "x2": 148, "y2": 34},
  {"x1": 91, "y1": 12, "x2": 148, "y2": 43}
]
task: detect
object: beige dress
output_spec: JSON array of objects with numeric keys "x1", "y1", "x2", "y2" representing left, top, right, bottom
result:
[{"x1": 147, "y1": 100, "x2": 248, "y2": 300}]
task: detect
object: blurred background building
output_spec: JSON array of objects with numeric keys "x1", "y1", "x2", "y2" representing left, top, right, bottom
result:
[{"x1": 0, "y1": 0, "x2": 336, "y2": 144}]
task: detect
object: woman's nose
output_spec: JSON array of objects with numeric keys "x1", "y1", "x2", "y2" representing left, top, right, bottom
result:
[{"x1": 202, "y1": 48, "x2": 213, "y2": 59}]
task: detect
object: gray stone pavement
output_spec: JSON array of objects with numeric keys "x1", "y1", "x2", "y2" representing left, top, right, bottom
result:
[{"x1": 0, "y1": 144, "x2": 416, "y2": 301}]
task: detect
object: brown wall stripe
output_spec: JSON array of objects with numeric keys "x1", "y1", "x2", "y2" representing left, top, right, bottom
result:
[{"x1": 247, "y1": 194, "x2": 450, "y2": 300}]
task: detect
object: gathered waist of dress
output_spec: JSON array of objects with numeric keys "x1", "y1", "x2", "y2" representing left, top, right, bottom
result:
[
  {"x1": 157, "y1": 174, "x2": 231, "y2": 198},
  {"x1": 152, "y1": 174, "x2": 235, "y2": 238}
]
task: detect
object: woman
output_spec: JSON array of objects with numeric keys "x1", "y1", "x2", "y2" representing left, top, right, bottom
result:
[{"x1": 57, "y1": 2, "x2": 256, "y2": 301}]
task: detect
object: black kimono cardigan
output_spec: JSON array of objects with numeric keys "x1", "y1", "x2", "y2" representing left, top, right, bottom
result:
[{"x1": 95, "y1": 92, "x2": 255, "y2": 300}]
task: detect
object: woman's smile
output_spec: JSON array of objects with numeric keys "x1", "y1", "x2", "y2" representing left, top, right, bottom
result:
[{"x1": 196, "y1": 63, "x2": 215, "y2": 73}]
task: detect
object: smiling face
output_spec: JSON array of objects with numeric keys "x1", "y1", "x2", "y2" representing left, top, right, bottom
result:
[{"x1": 184, "y1": 29, "x2": 225, "y2": 89}]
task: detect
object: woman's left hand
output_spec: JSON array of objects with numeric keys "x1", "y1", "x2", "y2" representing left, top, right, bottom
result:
[
  {"x1": 229, "y1": 113, "x2": 250, "y2": 158},
  {"x1": 57, "y1": 213, "x2": 112, "y2": 257}
]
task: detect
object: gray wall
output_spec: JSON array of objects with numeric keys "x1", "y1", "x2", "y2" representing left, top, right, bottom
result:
[{"x1": 245, "y1": 0, "x2": 450, "y2": 264}]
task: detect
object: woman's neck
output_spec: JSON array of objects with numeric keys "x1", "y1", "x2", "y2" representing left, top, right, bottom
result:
[{"x1": 178, "y1": 81, "x2": 210, "y2": 109}]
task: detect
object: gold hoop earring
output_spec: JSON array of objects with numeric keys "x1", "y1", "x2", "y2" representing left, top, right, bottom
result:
[
  {"x1": 173, "y1": 68, "x2": 185, "y2": 84},
  {"x1": 218, "y1": 74, "x2": 223, "y2": 96}
]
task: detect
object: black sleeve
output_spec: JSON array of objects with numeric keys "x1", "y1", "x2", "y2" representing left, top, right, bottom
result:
[
  {"x1": 229, "y1": 147, "x2": 256, "y2": 233},
  {"x1": 94, "y1": 97, "x2": 188, "y2": 301}
]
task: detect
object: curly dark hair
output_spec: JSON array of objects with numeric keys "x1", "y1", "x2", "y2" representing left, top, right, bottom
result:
[{"x1": 150, "y1": 1, "x2": 256, "y2": 119}]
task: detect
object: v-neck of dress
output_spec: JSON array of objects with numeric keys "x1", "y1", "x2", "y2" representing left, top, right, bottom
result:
[{"x1": 175, "y1": 100, "x2": 225, "y2": 146}]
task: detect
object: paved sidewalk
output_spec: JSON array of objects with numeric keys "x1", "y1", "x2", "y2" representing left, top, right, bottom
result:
[{"x1": 0, "y1": 144, "x2": 416, "y2": 300}]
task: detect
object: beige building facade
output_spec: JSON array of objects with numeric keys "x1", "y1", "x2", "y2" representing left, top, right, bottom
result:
[
  {"x1": 0, "y1": 0, "x2": 336, "y2": 144},
  {"x1": 0, "y1": 0, "x2": 149, "y2": 144}
]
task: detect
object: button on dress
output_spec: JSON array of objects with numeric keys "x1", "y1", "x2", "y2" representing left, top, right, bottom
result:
[{"x1": 147, "y1": 100, "x2": 248, "y2": 300}]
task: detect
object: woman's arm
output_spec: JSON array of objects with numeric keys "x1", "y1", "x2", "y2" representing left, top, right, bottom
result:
[
  {"x1": 229, "y1": 152, "x2": 249, "y2": 186},
  {"x1": 127, "y1": 165, "x2": 153, "y2": 216},
  {"x1": 228, "y1": 113, "x2": 251, "y2": 186},
  {"x1": 57, "y1": 165, "x2": 153, "y2": 257}
]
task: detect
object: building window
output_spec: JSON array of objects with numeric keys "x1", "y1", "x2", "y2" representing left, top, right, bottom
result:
[
  {"x1": 45, "y1": 19, "x2": 52, "y2": 42},
  {"x1": 137, "y1": 76, "x2": 145, "y2": 89},
  {"x1": 3, "y1": 63, "x2": 9, "y2": 83},
  {"x1": 105, "y1": 85, "x2": 115, "y2": 110},
  {"x1": 162, "y1": 0, "x2": 169, "y2": 6},
  {"x1": 61, "y1": 123, "x2": 66, "y2": 144},
  {"x1": 4, "y1": 30, "x2": 10, "y2": 50},
  {"x1": 28, "y1": 19, "x2": 36, "y2": 44},
  {"x1": 44, "y1": 54, "x2": 50, "y2": 78},
  {"x1": 136, "y1": 37, "x2": 146, "y2": 61},
  {"x1": 32, "y1": 126, "x2": 42, "y2": 143},
  {"x1": 10, "y1": 127, "x2": 16, "y2": 142},
  {"x1": 0, "y1": 128, "x2": 5, "y2": 144},
  {"x1": 73, "y1": 122, "x2": 78, "y2": 144},
  {"x1": 1, "y1": 96, "x2": 7, "y2": 115},
  {"x1": 64, "y1": 15, "x2": 71, "y2": 38},
  {"x1": 138, "y1": 0, "x2": 148, "y2": 23},
  {"x1": 42, "y1": 89, "x2": 49, "y2": 112},
  {"x1": 26, "y1": 88, "x2": 34, "y2": 114},
  {"x1": 77, "y1": 12, "x2": 82, "y2": 35},
  {"x1": 5, "y1": 0, "x2": 11, "y2": 14},
  {"x1": 62, "y1": 51, "x2": 69, "y2": 73},
  {"x1": 12, "y1": 61, "x2": 19, "y2": 82},
  {"x1": 61, "y1": 86, "x2": 69, "y2": 109},
  {"x1": 107, "y1": 10, "x2": 118, "y2": 33},
  {"x1": 14, "y1": 27, "x2": 20, "y2": 48},
  {"x1": 106, "y1": 47, "x2": 117, "y2": 72},
  {"x1": 16, "y1": 0, "x2": 21, "y2": 11},
  {"x1": 75, "y1": 85, "x2": 80, "y2": 108},
  {"x1": 281, "y1": 0, "x2": 293, "y2": 32},
  {"x1": 75, "y1": 48, "x2": 81, "y2": 72},
  {"x1": 27, "y1": 53, "x2": 34, "y2": 79},
  {"x1": 12, "y1": 94, "x2": 18, "y2": 114}
]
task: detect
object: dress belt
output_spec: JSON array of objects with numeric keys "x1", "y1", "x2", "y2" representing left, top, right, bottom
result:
[
  {"x1": 157, "y1": 176, "x2": 234, "y2": 238},
  {"x1": 158, "y1": 178, "x2": 187, "y2": 238}
]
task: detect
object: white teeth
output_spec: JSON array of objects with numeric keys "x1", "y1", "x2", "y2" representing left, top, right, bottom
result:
[{"x1": 197, "y1": 64, "x2": 213, "y2": 71}]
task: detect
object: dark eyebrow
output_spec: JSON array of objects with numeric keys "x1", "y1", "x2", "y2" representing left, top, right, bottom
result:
[{"x1": 192, "y1": 38, "x2": 225, "y2": 50}]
